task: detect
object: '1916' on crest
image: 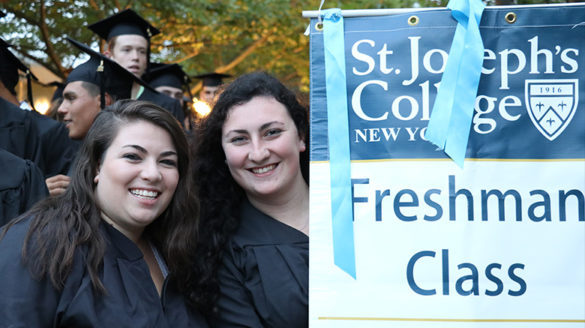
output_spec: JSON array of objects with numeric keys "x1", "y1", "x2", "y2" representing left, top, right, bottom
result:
[{"x1": 525, "y1": 79, "x2": 578, "y2": 141}]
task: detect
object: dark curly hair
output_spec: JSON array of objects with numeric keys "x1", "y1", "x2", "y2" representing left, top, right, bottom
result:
[
  {"x1": 189, "y1": 72, "x2": 309, "y2": 314},
  {"x1": 1, "y1": 100, "x2": 200, "y2": 302}
]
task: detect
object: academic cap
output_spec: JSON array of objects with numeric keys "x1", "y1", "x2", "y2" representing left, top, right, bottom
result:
[
  {"x1": 66, "y1": 38, "x2": 152, "y2": 108},
  {"x1": 0, "y1": 37, "x2": 38, "y2": 108},
  {"x1": 87, "y1": 9, "x2": 160, "y2": 41},
  {"x1": 0, "y1": 38, "x2": 39, "y2": 82},
  {"x1": 47, "y1": 81, "x2": 65, "y2": 101},
  {"x1": 88, "y1": 9, "x2": 159, "y2": 72},
  {"x1": 146, "y1": 63, "x2": 191, "y2": 90},
  {"x1": 193, "y1": 72, "x2": 231, "y2": 87}
]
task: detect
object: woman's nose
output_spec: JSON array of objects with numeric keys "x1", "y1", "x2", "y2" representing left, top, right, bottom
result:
[
  {"x1": 140, "y1": 160, "x2": 162, "y2": 181},
  {"x1": 248, "y1": 142, "x2": 270, "y2": 162}
]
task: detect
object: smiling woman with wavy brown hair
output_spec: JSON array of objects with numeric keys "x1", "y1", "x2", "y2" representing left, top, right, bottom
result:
[
  {"x1": 0, "y1": 100, "x2": 208, "y2": 327},
  {"x1": 190, "y1": 72, "x2": 310, "y2": 327}
]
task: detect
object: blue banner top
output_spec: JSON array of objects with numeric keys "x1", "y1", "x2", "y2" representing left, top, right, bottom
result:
[{"x1": 309, "y1": 5, "x2": 585, "y2": 162}]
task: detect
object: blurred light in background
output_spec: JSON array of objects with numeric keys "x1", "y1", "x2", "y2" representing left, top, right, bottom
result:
[
  {"x1": 34, "y1": 98, "x2": 50, "y2": 114},
  {"x1": 193, "y1": 98, "x2": 211, "y2": 118}
]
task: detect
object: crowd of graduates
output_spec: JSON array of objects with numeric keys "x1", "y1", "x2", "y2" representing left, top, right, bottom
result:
[{"x1": 1, "y1": 8, "x2": 308, "y2": 327}]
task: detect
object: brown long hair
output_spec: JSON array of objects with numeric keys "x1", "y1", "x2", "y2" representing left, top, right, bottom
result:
[{"x1": 1, "y1": 100, "x2": 199, "y2": 298}]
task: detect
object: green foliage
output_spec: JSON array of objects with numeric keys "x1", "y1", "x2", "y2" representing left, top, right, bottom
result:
[{"x1": 1, "y1": 0, "x2": 579, "y2": 92}]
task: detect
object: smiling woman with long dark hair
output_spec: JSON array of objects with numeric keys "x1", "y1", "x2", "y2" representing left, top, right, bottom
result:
[
  {"x1": 190, "y1": 72, "x2": 309, "y2": 327},
  {"x1": 0, "y1": 100, "x2": 208, "y2": 327}
]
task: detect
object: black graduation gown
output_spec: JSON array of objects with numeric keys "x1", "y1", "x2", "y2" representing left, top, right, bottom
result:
[
  {"x1": 0, "y1": 217, "x2": 209, "y2": 328},
  {"x1": 138, "y1": 87, "x2": 185, "y2": 123},
  {"x1": 211, "y1": 200, "x2": 309, "y2": 328},
  {"x1": 0, "y1": 149, "x2": 48, "y2": 226},
  {"x1": 0, "y1": 97, "x2": 43, "y2": 169},
  {"x1": 28, "y1": 111, "x2": 80, "y2": 178}
]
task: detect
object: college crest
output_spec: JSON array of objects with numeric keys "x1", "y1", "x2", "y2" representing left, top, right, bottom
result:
[{"x1": 525, "y1": 79, "x2": 578, "y2": 141}]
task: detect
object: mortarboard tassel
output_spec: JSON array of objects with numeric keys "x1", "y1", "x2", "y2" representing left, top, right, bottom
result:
[
  {"x1": 26, "y1": 70, "x2": 36, "y2": 112},
  {"x1": 97, "y1": 60, "x2": 106, "y2": 109}
]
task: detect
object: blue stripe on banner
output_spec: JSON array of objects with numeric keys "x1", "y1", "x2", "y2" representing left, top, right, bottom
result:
[
  {"x1": 322, "y1": 8, "x2": 356, "y2": 279},
  {"x1": 425, "y1": 0, "x2": 485, "y2": 167}
]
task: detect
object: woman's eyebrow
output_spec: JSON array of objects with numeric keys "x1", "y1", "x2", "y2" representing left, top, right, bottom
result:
[
  {"x1": 122, "y1": 144, "x2": 147, "y2": 153},
  {"x1": 260, "y1": 121, "x2": 284, "y2": 130},
  {"x1": 122, "y1": 145, "x2": 176, "y2": 157},
  {"x1": 160, "y1": 151, "x2": 177, "y2": 157}
]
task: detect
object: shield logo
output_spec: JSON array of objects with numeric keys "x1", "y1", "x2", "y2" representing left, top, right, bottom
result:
[{"x1": 525, "y1": 79, "x2": 578, "y2": 141}]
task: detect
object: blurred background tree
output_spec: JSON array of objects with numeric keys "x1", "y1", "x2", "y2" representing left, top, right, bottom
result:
[
  {"x1": 0, "y1": 0, "x2": 438, "y2": 95},
  {"x1": 0, "y1": 0, "x2": 580, "y2": 97}
]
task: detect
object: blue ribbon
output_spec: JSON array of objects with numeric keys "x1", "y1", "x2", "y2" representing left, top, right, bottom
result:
[
  {"x1": 322, "y1": 8, "x2": 356, "y2": 279},
  {"x1": 425, "y1": 0, "x2": 485, "y2": 167}
]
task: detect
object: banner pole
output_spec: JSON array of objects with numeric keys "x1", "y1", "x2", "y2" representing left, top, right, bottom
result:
[{"x1": 302, "y1": 2, "x2": 585, "y2": 18}]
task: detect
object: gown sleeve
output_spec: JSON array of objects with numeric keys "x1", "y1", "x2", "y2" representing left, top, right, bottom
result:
[
  {"x1": 0, "y1": 218, "x2": 62, "y2": 327},
  {"x1": 211, "y1": 246, "x2": 265, "y2": 328},
  {"x1": 0, "y1": 218, "x2": 208, "y2": 327},
  {"x1": 29, "y1": 112, "x2": 80, "y2": 178},
  {"x1": 210, "y1": 201, "x2": 309, "y2": 328},
  {"x1": 20, "y1": 158, "x2": 49, "y2": 212},
  {"x1": 0, "y1": 100, "x2": 44, "y2": 171},
  {"x1": 0, "y1": 150, "x2": 48, "y2": 226}
]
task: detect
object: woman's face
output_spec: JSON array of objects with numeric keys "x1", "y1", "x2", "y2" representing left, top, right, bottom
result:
[
  {"x1": 221, "y1": 96, "x2": 306, "y2": 201},
  {"x1": 95, "y1": 120, "x2": 179, "y2": 240}
]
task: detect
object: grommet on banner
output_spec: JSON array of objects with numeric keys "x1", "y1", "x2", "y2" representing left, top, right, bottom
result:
[
  {"x1": 408, "y1": 15, "x2": 419, "y2": 26},
  {"x1": 317, "y1": 0, "x2": 326, "y2": 30},
  {"x1": 505, "y1": 12, "x2": 517, "y2": 24},
  {"x1": 305, "y1": 0, "x2": 326, "y2": 35}
]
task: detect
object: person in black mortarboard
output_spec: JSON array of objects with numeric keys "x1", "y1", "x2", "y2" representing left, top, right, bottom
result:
[
  {"x1": 1, "y1": 37, "x2": 81, "y2": 185},
  {"x1": 88, "y1": 9, "x2": 185, "y2": 123},
  {"x1": 193, "y1": 72, "x2": 231, "y2": 105},
  {"x1": 1, "y1": 35, "x2": 80, "y2": 175},
  {"x1": 0, "y1": 38, "x2": 49, "y2": 224},
  {"x1": 28, "y1": 79, "x2": 80, "y2": 186},
  {"x1": 0, "y1": 38, "x2": 44, "y2": 167},
  {"x1": 145, "y1": 62, "x2": 196, "y2": 130},
  {"x1": 45, "y1": 37, "x2": 153, "y2": 197},
  {"x1": 0, "y1": 38, "x2": 38, "y2": 110},
  {"x1": 146, "y1": 63, "x2": 191, "y2": 107},
  {"x1": 58, "y1": 37, "x2": 152, "y2": 140}
]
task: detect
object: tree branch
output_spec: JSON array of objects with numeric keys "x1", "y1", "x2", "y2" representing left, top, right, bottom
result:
[
  {"x1": 215, "y1": 32, "x2": 272, "y2": 73},
  {"x1": 88, "y1": 0, "x2": 100, "y2": 11},
  {"x1": 18, "y1": 50, "x2": 65, "y2": 78},
  {"x1": 8, "y1": 7, "x2": 40, "y2": 26},
  {"x1": 39, "y1": 1, "x2": 67, "y2": 77},
  {"x1": 188, "y1": 33, "x2": 272, "y2": 96},
  {"x1": 172, "y1": 51, "x2": 200, "y2": 64}
]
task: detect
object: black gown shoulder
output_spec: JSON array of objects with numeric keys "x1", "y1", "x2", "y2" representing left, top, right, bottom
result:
[
  {"x1": 0, "y1": 98, "x2": 43, "y2": 169},
  {"x1": 0, "y1": 148, "x2": 48, "y2": 226},
  {"x1": 0, "y1": 217, "x2": 209, "y2": 327},
  {"x1": 138, "y1": 88, "x2": 185, "y2": 123},
  {"x1": 211, "y1": 200, "x2": 309, "y2": 328},
  {"x1": 27, "y1": 111, "x2": 80, "y2": 178}
]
